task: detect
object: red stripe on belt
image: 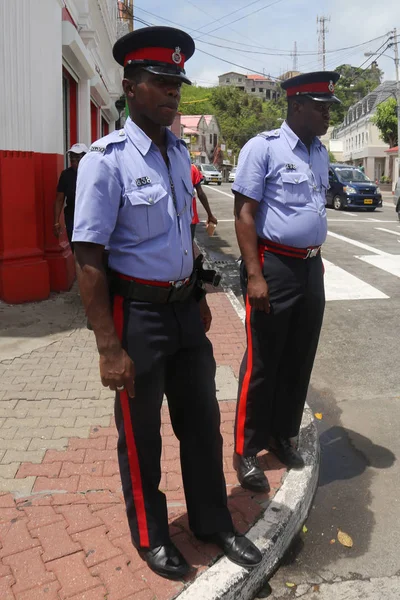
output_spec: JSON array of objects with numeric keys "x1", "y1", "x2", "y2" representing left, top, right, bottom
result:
[
  {"x1": 117, "y1": 273, "x2": 190, "y2": 288},
  {"x1": 258, "y1": 238, "x2": 321, "y2": 259},
  {"x1": 113, "y1": 294, "x2": 150, "y2": 548}
]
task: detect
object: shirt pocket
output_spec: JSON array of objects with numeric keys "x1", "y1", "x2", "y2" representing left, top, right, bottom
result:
[
  {"x1": 280, "y1": 172, "x2": 310, "y2": 205},
  {"x1": 125, "y1": 183, "x2": 171, "y2": 242},
  {"x1": 319, "y1": 171, "x2": 329, "y2": 192}
]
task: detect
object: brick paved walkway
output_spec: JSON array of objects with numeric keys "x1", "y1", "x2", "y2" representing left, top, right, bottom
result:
[{"x1": 0, "y1": 292, "x2": 286, "y2": 600}]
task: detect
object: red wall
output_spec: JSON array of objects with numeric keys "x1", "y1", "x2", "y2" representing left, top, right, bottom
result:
[{"x1": 91, "y1": 102, "x2": 98, "y2": 143}]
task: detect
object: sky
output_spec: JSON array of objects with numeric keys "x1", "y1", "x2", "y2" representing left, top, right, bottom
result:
[{"x1": 132, "y1": 0, "x2": 400, "y2": 86}]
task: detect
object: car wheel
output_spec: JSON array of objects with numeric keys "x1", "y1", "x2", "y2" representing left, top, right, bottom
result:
[
  {"x1": 203, "y1": 180, "x2": 209, "y2": 185},
  {"x1": 217, "y1": 182, "x2": 222, "y2": 186},
  {"x1": 366, "y1": 207, "x2": 376, "y2": 212},
  {"x1": 333, "y1": 195, "x2": 343, "y2": 210}
]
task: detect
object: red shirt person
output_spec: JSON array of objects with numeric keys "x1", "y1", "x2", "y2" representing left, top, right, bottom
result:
[{"x1": 190, "y1": 164, "x2": 217, "y2": 239}]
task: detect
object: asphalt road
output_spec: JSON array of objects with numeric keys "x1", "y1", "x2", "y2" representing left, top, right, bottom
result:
[{"x1": 195, "y1": 183, "x2": 400, "y2": 599}]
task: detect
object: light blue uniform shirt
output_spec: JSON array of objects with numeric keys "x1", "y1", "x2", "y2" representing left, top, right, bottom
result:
[
  {"x1": 73, "y1": 117, "x2": 194, "y2": 281},
  {"x1": 232, "y1": 121, "x2": 329, "y2": 248}
]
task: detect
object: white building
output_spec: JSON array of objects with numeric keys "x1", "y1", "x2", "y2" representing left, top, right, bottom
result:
[
  {"x1": 218, "y1": 72, "x2": 280, "y2": 101},
  {"x1": 331, "y1": 81, "x2": 396, "y2": 181},
  {"x1": 180, "y1": 115, "x2": 220, "y2": 163},
  {"x1": 0, "y1": 0, "x2": 122, "y2": 303}
]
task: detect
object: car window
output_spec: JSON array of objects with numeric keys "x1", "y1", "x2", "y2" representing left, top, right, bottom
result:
[{"x1": 334, "y1": 167, "x2": 370, "y2": 183}]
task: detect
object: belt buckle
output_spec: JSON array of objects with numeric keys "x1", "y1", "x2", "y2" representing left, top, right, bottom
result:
[
  {"x1": 305, "y1": 247, "x2": 319, "y2": 259},
  {"x1": 170, "y1": 279, "x2": 185, "y2": 288}
]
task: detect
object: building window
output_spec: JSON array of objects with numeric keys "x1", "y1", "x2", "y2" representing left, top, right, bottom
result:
[
  {"x1": 362, "y1": 132, "x2": 364, "y2": 146},
  {"x1": 365, "y1": 131, "x2": 369, "y2": 143},
  {"x1": 251, "y1": 87, "x2": 255, "y2": 92},
  {"x1": 209, "y1": 134, "x2": 212, "y2": 144},
  {"x1": 259, "y1": 88, "x2": 263, "y2": 92},
  {"x1": 238, "y1": 77, "x2": 242, "y2": 82},
  {"x1": 226, "y1": 78, "x2": 230, "y2": 83},
  {"x1": 62, "y1": 68, "x2": 78, "y2": 162}
]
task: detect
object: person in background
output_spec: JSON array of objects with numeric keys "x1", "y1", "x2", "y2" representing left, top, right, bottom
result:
[
  {"x1": 191, "y1": 163, "x2": 218, "y2": 240},
  {"x1": 53, "y1": 143, "x2": 88, "y2": 248}
]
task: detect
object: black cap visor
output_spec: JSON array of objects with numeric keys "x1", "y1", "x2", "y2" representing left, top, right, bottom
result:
[
  {"x1": 126, "y1": 61, "x2": 192, "y2": 85},
  {"x1": 302, "y1": 93, "x2": 341, "y2": 104}
]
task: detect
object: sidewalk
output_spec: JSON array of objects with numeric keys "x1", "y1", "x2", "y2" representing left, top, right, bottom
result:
[{"x1": 0, "y1": 287, "x2": 318, "y2": 600}]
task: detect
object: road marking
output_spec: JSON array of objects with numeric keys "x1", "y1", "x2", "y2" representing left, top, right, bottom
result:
[
  {"x1": 357, "y1": 254, "x2": 400, "y2": 279},
  {"x1": 207, "y1": 187, "x2": 234, "y2": 199},
  {"x1": 327, "y1": 231, "x2": 390, "y2": 256},
  {"x1": 375, "y1": 227, "x2": 400, "y2": 236},
  {"x1": 328, "y1": 219, "x2": 396, "y2": 223},
  {"x1": 323, "y1": 259, "x2": 389, "y2": 301}
]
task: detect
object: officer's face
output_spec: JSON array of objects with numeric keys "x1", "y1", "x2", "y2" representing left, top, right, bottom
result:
[
  {"x1": 124, "y1": 71, "x2": 182, "y2": 126},
  {"x1": 302, "y1": 99, "x2": 332, "y2": 136}
]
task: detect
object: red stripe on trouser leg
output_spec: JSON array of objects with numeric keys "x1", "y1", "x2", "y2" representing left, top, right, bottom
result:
[
  {"x1": 113, "y1": 295, "x2": 150, "y2": 548},
  {"x1": 235, "y1": 250, "x2": 265, "y2": 455},
  {"x1": 235, "y1": 295, "x2": 254, "y2": 455}
]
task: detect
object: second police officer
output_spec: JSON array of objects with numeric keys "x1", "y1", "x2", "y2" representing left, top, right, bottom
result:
[
  {"x1": 232, "y1": 72, "x2": 341, "y2": 493},
  {"x1": 73, "y1": 26, "x2": 262, "y2": 580}
]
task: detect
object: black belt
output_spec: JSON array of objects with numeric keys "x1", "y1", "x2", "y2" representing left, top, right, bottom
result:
[{"x1": 110, "y1": 271, "x2": 196, "y2": 304}]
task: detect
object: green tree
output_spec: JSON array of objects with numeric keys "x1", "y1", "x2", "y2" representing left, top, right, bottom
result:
[
  {"x1": 330, "y1": 63, "x2": 383, "y2": 126},
  {"x1": 179, "y1": 85, "x2": 214, "y2": 115},
  {"x1": 372, "y1": 97, "x2": 398, "y2": 147},
  {"x1": 328, "y1": 150, "x2": 336, "y2": 163}
]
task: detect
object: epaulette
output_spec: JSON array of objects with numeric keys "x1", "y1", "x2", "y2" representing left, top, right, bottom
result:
[
  {"x1": 89, "y1": 129, "x2": 127, "y2": 154},
  {"x1": 257, "y1": 129, "x2": 281, "y2": 140}
]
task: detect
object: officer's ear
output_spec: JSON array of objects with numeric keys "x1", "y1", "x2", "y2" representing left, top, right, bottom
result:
[{"x1": 122, "y1": 78, "x2": 136, "y2": 98}]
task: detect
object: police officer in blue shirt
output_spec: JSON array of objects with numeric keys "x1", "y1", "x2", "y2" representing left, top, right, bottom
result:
[
  {"x1": 232, "y1": 72, "x2": 340, "y2": 493},
  {"x1": 73, "y1": 26, "x2": 261, "y2": 580}
]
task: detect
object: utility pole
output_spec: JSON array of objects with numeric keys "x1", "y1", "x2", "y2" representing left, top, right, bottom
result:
[
  {"x1": 394, "y1": 28, "x2": 400, "y2": 181},
  {"x1": 291, "y1": 41, "x2": 298, "y2": 73},
  {"x1": 317, "y1": 16, "x2": 330, "y2": 71}
]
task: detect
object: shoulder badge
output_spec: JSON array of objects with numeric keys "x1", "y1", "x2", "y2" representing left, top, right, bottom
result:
[
  {"x1": 258, "y1": 128, "x2": 281, "y2": 140},
  {"x1": 89, "y1": 129, "x2": 126, "y2": 154}
]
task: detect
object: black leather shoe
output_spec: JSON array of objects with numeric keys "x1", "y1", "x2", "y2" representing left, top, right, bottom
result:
[
  {"x1": 271, "y1": 437, "x2": 305, "y2": 469},
  {"x1": 196, "y1": 531, "x2": 262, "y2": 568},
  {"x1": 139, "y1": 543, "x2": 190, "y2": 580},
  {"x1": 233, "y1": 453, "x2": 270, "y2": 493}
]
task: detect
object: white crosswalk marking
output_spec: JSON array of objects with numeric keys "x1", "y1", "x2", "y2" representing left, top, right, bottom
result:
[
  {"x1": 375, "y1": 227, "x2": 400, "y2": 236},
  {"x1": 323, "y1": 259, "x2": 389, "y2": 301},
  {"x1": 356, "y1": 254, "x2": 400, "y2": 279}
]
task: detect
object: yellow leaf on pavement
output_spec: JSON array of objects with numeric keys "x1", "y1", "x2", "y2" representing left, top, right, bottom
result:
[
  {"x1": 337, "y1": 530, "x2": 353, "y2": 547},
  {"x1": 302, "y1": 525, "x2": 308, "y2": 533},
  {"x1": 330, "y1": 539, "x2": 336, "y2": 544},
  {"x1": 314, "y1": 412, "x2": 323, "y2": 420},
  {"x1": 285, "y1": 582, "x2": 296, "y2": 588}
]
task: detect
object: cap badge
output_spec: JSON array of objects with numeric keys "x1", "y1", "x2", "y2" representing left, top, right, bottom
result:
[
  {"x1": 172, "y1": 46, "x2": 182, "y2": 64},
  {"x1": 328, "y1": 80, "x2": 335, "y2": 93}
]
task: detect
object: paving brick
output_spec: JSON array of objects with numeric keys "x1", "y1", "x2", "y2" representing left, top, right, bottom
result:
[
  {"x1": 78, "y1": 475, "x2": 121, "y2": 494},
  {"x1": 28, "y1": 438, "x2": 69, "y2": 452},
  {"x1": 53, "y1": 427, "x2": 90, "y2": 439},
  {"x1": 16, "y1": 462, "x2": 61, "y2": 479},
  {"x1": 0, "y1": 437, "x2": 27, "y2": 449},
  {"x1": 60, "y1": 461, "x2": 104, "y2": 478},
  {"x1": 14, "y1": 428, "x2": 55, "y2": 440},
  {"x1": 16, "y1": 399, "x2": 50, "y2": 410},
  {"x1": 135, "y1": 566, "x2": 184, "y2": 600},
  {"x1": 23, "y1": 505, "x2": 65, "y2": 530},
  {"x1": 2, "y1": 547, "x2": 55, "y2": 593},
  {"x1": 73, "y1": 525, "x2": 122, "y2": 567},
  {"x1": 103, "y1": 461, "x2": 119, "y2": 477},
  {"x1": 0, "y1": 478, "x2": 35, "y2": 495},
  {"x1": 85, "y1": 449, "x2": 116, "y2": 463},
  {"x1": 61, "y1": 408, "x2": 96, "y2": 419},
  {"x1": 35, "y1": 391, "x2": 69, "y2": 400},
  {"x1": 90, "y1": 555, "x2": 147, "y2": 600},
  {"x1": 0, "y1": 507, "x2": 25, "y2": 523},
  {"x1": 68, "y1": 437, "x2": 107, "y2": 450},
  {"x1": 0, "y1": 519, "x2": 39, "y2": 558},
  {"x1": 0, "y1": 408, "x2": 27, "y2": 419},
  {"x1": 0, "y1": 574, "x2": 16, "y2": 600},
  {"x1": 46, "y1": 551, "x2": 99, "y2": 599},
  {"x1": 94, "y1": 406, "x2": 114, "y2": 418},
  {"x1": 76, "y1": 416, "x2": 111, "y2": 429},
  {"x1": 0, "y1": 494, "x2": 15, "y2": 508},
  {"x1": 56, "y1": 381, "x2": 86, "y2": 392},
  {"x1": 106, "y1": 437, "x2": 117, "y2": 451},
  {"x1": 95, "y1": 505, "x2": 129, "y2": 540},
  {"x1": 33, "y1": 476, "x2": 79, "y2": 494},
  {"x1": 86, "y1": 491, "x2": 119, "y2": 506},
  {"x1": 31, "y1": 521, "x2": 81, "y2": 562},
  {"x1": 43, "y1": 448, "x2": 85, "y2": 464},
  {"x1": 0, "y1": 463, "x2": 20, "y2": 478},
  {"x1": 49, "y1": 400, "x2": 83, "y2": 411},
  {"x1": 111, "y1": 534, "x2": 146, "y2": 573},
  {"x1": 15, "y1": 580, "x2": 61, "y2": 600},
  {"x1": 90, "y1": 426, "x2": 117, "y2": 438},
  {"x1": 3, "y1": 451, "x2": 45, "y2": 465},
  {"x1": 51, "y1": 494, "x2": 88, "y2": 506},
  {"x1": 67, "y1": 586, "x2": 109, "y2": 600},
  {"x1": 55, "y1": 504, "x2": 103, "y2": 534},
  {"x1": 39, "y1": 417, "x2": 76, "y2": 428}
]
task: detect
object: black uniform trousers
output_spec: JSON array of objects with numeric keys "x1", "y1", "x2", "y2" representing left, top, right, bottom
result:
[
  {"x1": 113, "y1": 294, "x2": 233, "y2": 549},
  {"x1": 235, "y1": 250, "x2": 325, "y2": 457}
]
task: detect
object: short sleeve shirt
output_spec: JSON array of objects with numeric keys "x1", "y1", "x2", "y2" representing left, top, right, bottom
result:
[
  {"x1": 73, "y1": 118, "x2": 194, "y2": 282},
  {"x1": 232, "y1": 121, "x2": 329, "y2": 248}
]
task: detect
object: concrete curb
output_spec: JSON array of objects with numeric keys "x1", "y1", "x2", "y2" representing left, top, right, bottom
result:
[
  {"x1": 177, "y1": 406, "x2": 320, "y2": 600},
  {"x1": 179, "y1": 240, "x2": 320, "y2": 599}
]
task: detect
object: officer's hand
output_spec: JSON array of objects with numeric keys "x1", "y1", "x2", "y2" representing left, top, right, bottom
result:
[
  {"x1": 247, "y1": 274, "x2": 270, "y2": 313},
  {"x1": 207, "y1": 214, "x2": 218, "y2": 226},
  {"x1": 53, "y1": 223, "x2": 62, "y2": 237},
  {"x1": 199, "y1": 297, "x2": 212, "y2": 332},
  {"x1": 99, "y1": 347, "x2": 135, "y2": 397}
]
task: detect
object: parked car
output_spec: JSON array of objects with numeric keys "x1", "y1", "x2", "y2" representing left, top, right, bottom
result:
[
  {"x1": 326, "y1": 164, "x2": 382, "y2": 211},
  {"x1": 393, "y1": 178, "x2": 400, "y2": 221},
  {"x1": 228, "y1": 167, "x2": 237, "y2": 183},
  {"x1": 198, "y1": 164, "x2": 222, "y2": 185}
]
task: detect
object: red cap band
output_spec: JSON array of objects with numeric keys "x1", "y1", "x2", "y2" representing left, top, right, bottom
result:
[
  {"x1": 124, "y1": 46, "x2": 186, "y2": 68},
  {"x1": 286, "y1": 81, "x2": 335, "y2": 97}
]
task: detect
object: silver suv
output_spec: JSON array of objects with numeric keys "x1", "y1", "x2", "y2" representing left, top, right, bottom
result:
[{"x1": 198, "y1": 164, "x2": 222, "y2": 185}]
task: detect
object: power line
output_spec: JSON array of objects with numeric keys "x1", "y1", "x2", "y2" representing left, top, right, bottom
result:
[{"x1": 187, "y1": 0, "x2": 265, "y2": 35}]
